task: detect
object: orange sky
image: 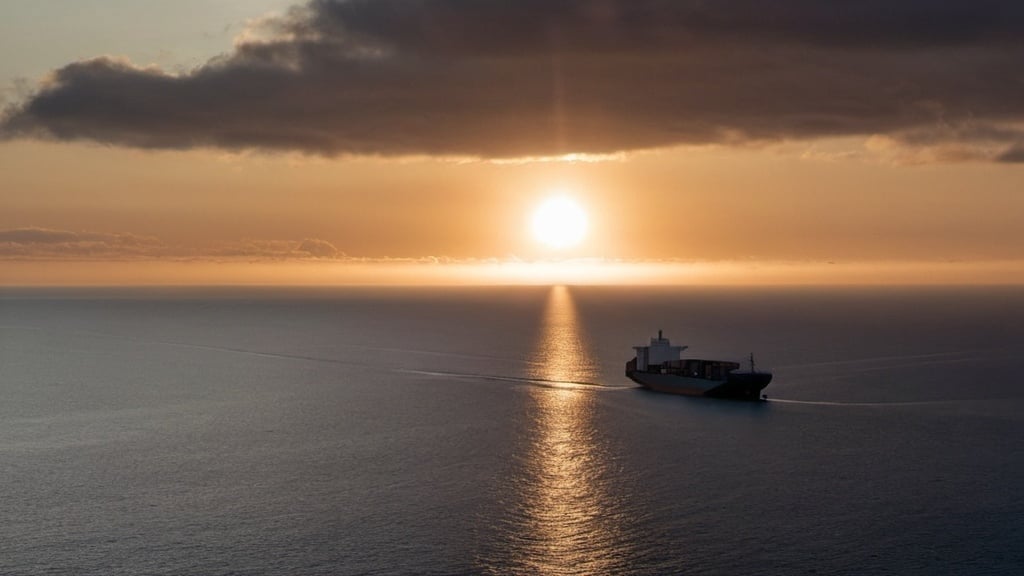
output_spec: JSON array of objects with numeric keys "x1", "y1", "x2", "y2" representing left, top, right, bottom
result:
[{"x1": 2, "y1": 1, "x2": 1024, "y2": 285}]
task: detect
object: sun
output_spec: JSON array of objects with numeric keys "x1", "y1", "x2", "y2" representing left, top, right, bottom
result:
[{"x1": 531, "y1": 195, "x2": 588, "y2": 249}]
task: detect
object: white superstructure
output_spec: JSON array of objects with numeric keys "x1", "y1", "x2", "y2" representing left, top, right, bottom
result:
[{"x1": 632, "y1": 330, "x2": 688, "y2": 371}]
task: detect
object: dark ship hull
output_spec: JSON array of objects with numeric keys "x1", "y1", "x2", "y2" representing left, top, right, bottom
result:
[{"x1": 625, "y1": 357, "x2": 772, "y2": 401}]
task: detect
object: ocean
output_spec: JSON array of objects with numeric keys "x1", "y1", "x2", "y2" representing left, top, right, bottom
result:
[{"x1": 1, "y1": 285, "x2": 1022, "y2": 575}]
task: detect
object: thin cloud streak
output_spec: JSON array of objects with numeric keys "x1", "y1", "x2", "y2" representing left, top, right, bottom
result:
[
  {"x1": 0, "y1": 227, "x2": 343, "y2": 261},
  {"x1": 1, "y1": 0, "x2": 1023, "y2": 160},
  {"x1": 208, "y1": 238, "x2": 343, "y2": 259},
  {"x1": 0, "y1": 227, "x2": 168, "y2": 258}
]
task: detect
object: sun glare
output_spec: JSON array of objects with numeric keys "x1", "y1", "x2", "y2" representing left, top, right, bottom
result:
[{"x1": 531, "y1": 196, "x2": 588, "y2": 249}]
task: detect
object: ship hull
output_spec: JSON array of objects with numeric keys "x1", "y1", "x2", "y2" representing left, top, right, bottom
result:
[{"x1": 627, "y1": 368, "x2": 771, "y2": 401}]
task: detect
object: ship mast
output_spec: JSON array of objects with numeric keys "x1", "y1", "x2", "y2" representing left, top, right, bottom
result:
[{"x1": 749, "y1": 353, "x2": 756, "y2": 373}]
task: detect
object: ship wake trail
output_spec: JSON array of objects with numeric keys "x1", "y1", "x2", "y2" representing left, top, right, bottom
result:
[
  {"x1": 398, "y1": 369, "x2": 611, "y2": 390},
  {"x1": 774, "y1": 349, "x2": 982, "y2": 371},
  {"x1": 768, "y1": 398, "x2": 959, "y2": 407}
]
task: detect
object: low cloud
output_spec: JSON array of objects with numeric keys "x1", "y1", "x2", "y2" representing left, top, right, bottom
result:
[
  {"x1": 2, "y1": 1, "x2": 1024, "y2": 159},
  {"x1": 0, "y1": 227, "x2": 343, "y2": 261},
  {"x1": 297, "y1": 238, "x2": 341, "y2": 258},
  {"x1": 996, "y1": 146, "x2": 1024, "y2": 163},
  {"x1": 0, "y1": 227, "x2": 168, "y2": 258},
  {"x1": 209, "y1": 238, "x2": 343, "y2": 259}
]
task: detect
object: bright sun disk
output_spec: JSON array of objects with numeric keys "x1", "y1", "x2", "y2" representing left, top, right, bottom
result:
[{"x1": 531, "y1": 195, "x2": 588, "y2": 249}]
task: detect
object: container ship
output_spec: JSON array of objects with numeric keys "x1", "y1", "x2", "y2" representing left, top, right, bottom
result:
[{"x1": 626, "y1": 330, "x2": 771, "y2": 400}]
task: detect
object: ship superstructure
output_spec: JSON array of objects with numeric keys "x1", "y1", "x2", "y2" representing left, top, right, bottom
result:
[{"x1": 626, "y1": 330, "x2": 771, "y2": 400}]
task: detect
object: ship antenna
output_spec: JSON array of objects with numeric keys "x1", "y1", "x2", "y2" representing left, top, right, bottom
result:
[{"x1": 750, "y1": 353, "x2": 756, "y2": 373}]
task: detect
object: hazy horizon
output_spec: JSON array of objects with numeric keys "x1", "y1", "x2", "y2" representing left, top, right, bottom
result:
[{"x1": 5, "y1": 258, "x2": 1024, "y2": 287}]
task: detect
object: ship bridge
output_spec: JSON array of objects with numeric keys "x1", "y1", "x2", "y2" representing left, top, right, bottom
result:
[{"x1": 633, "y1": 330, "x2": 687, "y2": 371}]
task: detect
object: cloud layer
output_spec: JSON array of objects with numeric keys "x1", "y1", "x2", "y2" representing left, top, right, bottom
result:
[
  {"x1": 3, "y1": 0, "x2": 1024, "y2": 159},
  {"x1": 0, "y1": 228, "x2": 168, "y2": 258},
  {"x1": 0, "y1": 227, "x2": 342, "y2": 260}
]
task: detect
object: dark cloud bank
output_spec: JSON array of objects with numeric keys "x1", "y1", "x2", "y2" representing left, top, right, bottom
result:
[{"x1": 3, "y1": 0, "x2": 1024, "y2": 159}]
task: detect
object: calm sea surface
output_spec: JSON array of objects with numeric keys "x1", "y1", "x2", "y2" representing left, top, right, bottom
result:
[{"x1": 1, "y1": 285, "x2": 1022, "y2": 575}]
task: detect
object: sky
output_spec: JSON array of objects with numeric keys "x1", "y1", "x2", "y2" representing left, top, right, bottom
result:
[{"x1": 2, "y1": 0, "x2": 1024, "y2": 285}]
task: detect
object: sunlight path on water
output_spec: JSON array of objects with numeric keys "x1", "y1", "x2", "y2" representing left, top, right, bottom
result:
[{"x1": 477, "y1": 286, "x2": 636, "y2": 574}]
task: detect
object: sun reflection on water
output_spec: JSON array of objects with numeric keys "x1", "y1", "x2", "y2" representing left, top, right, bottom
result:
[{"x1": 482, "y1": 285, "x2": 633, "y2": 574}]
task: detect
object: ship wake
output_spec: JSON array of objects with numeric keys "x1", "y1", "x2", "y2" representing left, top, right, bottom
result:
[
  {"x1": 768, "y1": 398, "x2": 959, "y2": 407},
  {"x1": 398, "y1": 368, "x2": 612, "y2": 390}
]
